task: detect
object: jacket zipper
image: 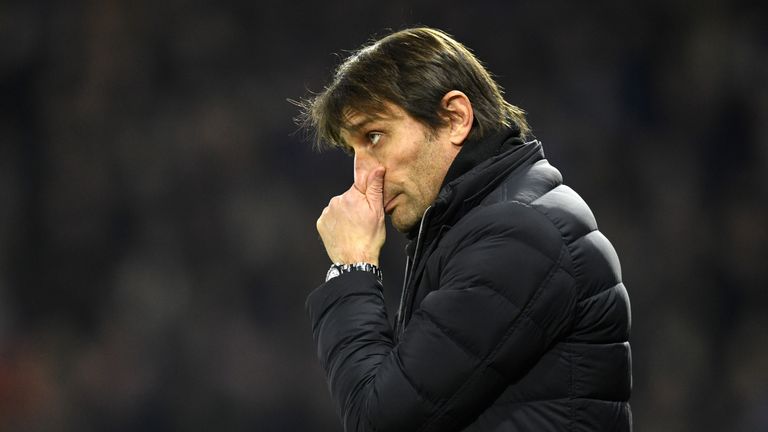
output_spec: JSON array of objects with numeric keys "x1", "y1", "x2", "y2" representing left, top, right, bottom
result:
[{"x1": 395, "y1": 205, "x2": 432, "y2": 340}]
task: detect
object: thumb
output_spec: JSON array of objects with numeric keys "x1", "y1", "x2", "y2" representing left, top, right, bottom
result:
[{"x1": 365, "y1": 167, "x2": 385, "y2": 208}]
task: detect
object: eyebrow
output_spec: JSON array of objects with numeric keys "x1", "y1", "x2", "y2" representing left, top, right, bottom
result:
[
  {"x1": 341, "y1": 107, "x2": 402, "y2": 135},
  {"x1": 343, "y1": 117, "x2": 376, "y2": 134}
]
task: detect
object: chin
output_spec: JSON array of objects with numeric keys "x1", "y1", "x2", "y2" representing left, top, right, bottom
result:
[
  {"x1": 390, "y1": 218, "x2": 407, "y2": 233},
  {"x1": 390, "y1": 212, "x2": 418, "y2": 233}
]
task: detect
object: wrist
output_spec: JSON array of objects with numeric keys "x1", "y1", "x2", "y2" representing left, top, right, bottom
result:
[{"x1": 330, "y1": 252, "x2": 379, "y2": 267}]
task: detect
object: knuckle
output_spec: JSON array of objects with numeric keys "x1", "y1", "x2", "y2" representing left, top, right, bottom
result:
[{"x1": 317, "y1": 210, "x2": 327, "y2": 225}]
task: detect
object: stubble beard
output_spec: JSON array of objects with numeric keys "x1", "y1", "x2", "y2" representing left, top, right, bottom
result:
[
  {"x1": 389, "y1": 198, "x2": 423, "y2": 233},
  {"x1": 388, "y1": 134, "x2": 447, "y2": 234}
]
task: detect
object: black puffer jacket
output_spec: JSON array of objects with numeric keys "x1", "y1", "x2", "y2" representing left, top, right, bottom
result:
[{"x1": 307, "y1": 129, "x2": 632, "y2": 431}]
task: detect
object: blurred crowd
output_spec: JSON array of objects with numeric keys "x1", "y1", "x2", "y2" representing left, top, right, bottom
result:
[{"x1": 1, "y1": 1, "x2": 766, "y2": 431}]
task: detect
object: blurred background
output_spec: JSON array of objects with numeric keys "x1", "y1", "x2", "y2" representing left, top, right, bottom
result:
[{"x1": 1, "y1": 0, "x2": 766, "y2": 430}]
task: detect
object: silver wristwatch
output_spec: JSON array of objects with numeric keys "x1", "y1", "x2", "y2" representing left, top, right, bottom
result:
[{"x1": 325, "y1": 262, "x2": 383, "y2": 282}]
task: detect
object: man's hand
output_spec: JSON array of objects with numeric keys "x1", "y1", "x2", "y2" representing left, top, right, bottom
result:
[{"x1": 317, "y1": 167, "x2": 386, "y2": 266}]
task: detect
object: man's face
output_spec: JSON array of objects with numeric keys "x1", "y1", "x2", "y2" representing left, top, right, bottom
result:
[{"x1": 341, "y1": 102, "x2": 460, "y2": 233}]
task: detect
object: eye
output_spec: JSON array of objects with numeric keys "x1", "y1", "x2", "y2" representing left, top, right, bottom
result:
[{"x1": 367, "y1": 132, "x2": 382, "y2": 146}]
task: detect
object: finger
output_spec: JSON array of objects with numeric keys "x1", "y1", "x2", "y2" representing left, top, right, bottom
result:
[{"x1": 365, "y1": 167, "x2": 385, "y2": 209}]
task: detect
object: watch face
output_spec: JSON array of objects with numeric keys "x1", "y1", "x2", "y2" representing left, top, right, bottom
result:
[{"x1": 326, "y1": 266, "x2": 341, "y2": 281}]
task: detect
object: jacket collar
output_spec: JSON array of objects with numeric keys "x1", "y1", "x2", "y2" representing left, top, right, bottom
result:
[
  {"x1": 406, "y1": 127, "x2": 545, "y2": 245},
  {"x1": 440, "y1": 127, "x2": 524, "y2": 190}
]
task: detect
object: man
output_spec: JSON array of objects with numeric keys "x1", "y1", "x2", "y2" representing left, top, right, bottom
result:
[{"x1": 298, "y1": 27, "x2": 632, "y2": 431}]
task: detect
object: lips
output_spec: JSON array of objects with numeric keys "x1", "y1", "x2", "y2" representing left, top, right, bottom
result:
[{"x1": 384, "y1": 194, "x2": 399, "y2": 214}]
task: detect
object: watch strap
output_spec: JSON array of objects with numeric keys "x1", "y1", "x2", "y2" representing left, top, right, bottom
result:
[{"x1": 325, "y1": 262, "x2": 383, "y2": 282}]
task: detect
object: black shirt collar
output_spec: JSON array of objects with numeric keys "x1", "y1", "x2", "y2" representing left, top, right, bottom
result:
[{"x1": 440, "y1": 127, "x2": 524, "y2": 190}]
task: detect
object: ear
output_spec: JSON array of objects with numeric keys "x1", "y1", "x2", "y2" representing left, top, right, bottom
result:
[{"x1": 441, "y1": 90, "x2": 474, "y2": 146}]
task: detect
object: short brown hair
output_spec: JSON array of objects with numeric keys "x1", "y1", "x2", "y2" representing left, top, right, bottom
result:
[{"x1": 296, "y1": 27, "x2": 530, "y2": 151}]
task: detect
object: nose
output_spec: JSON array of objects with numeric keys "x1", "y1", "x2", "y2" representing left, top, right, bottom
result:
[{"x1": 353, "y1": 151, "x2": 380, "y2": 193}]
